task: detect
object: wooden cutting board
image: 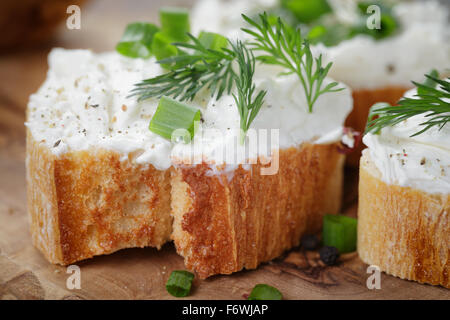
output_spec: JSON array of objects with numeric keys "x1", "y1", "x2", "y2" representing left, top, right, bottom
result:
[{"x1": 0, "y1": 0, "x2": 448, "y2": 300}]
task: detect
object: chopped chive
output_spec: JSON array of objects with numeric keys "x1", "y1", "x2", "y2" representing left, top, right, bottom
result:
[
  {"x1": 353, "y1": 2, "x2": 398, "y2": 40},
  {"x1": 307, "y1": 24, "x2": 350, "y2": 47},
  {"x1": 248, "y1": 284, "x2": 282, "y2": 300},
  {"x1": 307, "y1": 25, "x2": 328, "y2": 41},
  {"x1": 323, "y1": 214, "x2": 357, "y2": 253},
  {"x1": 166, "y1": 270, "x2": 194, "y2": 297},
  {"x1": 152, "y1": 32, "x2": 178, "y2": 61},
  {"x1": 116, "y1": 22, "x2": 159, "y2": 58},
  {"x1": 373, "y1": 14, "x2": 398, "y2": 39},
  {"x1": 281, "y1": 0, "x2": 331, "y2": 23},
  {"x1": 418, "y1": 69, "x2": 440, "y2": 95},
  {"x1": 198, "y1": 31, "x2": 228, "y2": 51},
  {"x1": 160, "y1": 7, "x2": 190, "y2": 43},
  {"x1": 149, "y1": 96, "x2": 201, "y2": 142}
]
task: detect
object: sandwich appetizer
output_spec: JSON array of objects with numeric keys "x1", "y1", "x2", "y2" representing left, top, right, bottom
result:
[
  {"x1": 192, "y1": 0, "x2": 450, "y2": 165},
  {"x1": 25, "y1": 9, "x2": 353, "y2": 278},
  {"x1": 359, "y1": 75, "x2": 450, "y2": 288}
]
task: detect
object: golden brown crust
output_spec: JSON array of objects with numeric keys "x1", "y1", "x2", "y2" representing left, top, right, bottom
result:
[
  {"x1": 26, "y1": 130, "x2": 172, "y2": 265},
  {"x1": 171, "y1": 143, "x2": 344, "y2": 279},
  {"x1": 346, "y1": 86, "x2": 409, "y2": 166},
  {"x1": 358, "y1": 152, "x2": 450, "y2": 288}
]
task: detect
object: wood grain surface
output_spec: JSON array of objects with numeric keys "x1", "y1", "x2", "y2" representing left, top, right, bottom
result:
[{"x1": 0, "y1": 0, "x2": 449, "y2": 300}]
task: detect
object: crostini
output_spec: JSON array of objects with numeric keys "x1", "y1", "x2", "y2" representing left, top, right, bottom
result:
[
  {"x1": 358, "y1": 77, "x2": 450, "y2": 288},
  {"x1": 25, "y1": 12, "x2": 353, "y2": 277}
]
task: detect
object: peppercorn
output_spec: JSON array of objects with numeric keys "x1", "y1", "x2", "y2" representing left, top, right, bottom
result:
[
  {"x1": 319, "y1": 246, "x2": 340, "y2": 266},
  {"x1": 301, "y1": 234, "x2": 320, "y2": 251}
]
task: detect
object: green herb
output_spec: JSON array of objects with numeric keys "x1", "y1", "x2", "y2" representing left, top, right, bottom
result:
[
  {"x1": 149, "y1": 96, "x2": 201, "y2": 142},
  {"x1": 418, "y1": 69, "x2": 439, "y2": 95},
  {"x1": 129, "y1": 33, "x2": 235, "y2": 102},
  {"x1": 116, "y1": 22, "x2": 159, "y2": 58},
  {"x1": 248, "y1": 284, "x2": 282, "y2": 300},
  {"x1": 366, "y1": 76, "x2": 450, "y2": 137},
  {"x1": 230, "y1": 41, "x2": 267, "y2": 144},
  {"x1": 132, "y1": 13, "x2": 346, "y2": 141},
  {"x1": 198, "y1": 31, "x2": 229, "y2": 51},
  {"x1": 281, "y1": 0, "x2": 331, "y2": 23},
  {"x1": 353, "y1": 1, "x2": 398, "y2": 40},
  {"x1": 166, "y1": 270, "x2": 195, "y2": 297},
  {"x1": 160, "y1": 7, "x2": 190, "y2": 42},
  {"x1": 307, "y1": 24, "x2": 350, "y2": 47},
  {"x1": 151, "y1": 32, "x2": 179, "y2": 64},
  {"x1": 323, "y1": 214, "x2": 357, "y2": 254},
  {"x1": 242, "y1": 12, "x2": 343, "y2": 112},
  {"x1": 350, "y1": 15, "x2": 398, "y2": 40}
]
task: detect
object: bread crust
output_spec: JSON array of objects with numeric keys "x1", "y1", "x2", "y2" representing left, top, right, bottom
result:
[
  {"x1": 358, "y1": 152, "x2": 450, "y2": 288},
  {"x1": 346, "y1": 86, "x2": 409, "y2": 166},
  {"x1": 26, "y1": 130, "x2": 172, "y2": 265},
  {"x1": 171, "y1": 143, "x2": 344, "y2": 279}
]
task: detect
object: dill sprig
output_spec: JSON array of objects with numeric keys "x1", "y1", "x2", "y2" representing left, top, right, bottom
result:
[
  {"x1": 130, "y1": 13, "x2": 345, "y2": 139},
  {"x1": 230, "y1": 40, "x2": 267, "y2": 143},
  {"x1": 241, "y1": 12, "x2": 343, "y2": 112},
  {"x1": 365, "y1": 76, "x2": 450, "y2": 137},
  {"x1": 129, "y1": 33, "x2": 236, "y2": 102}
]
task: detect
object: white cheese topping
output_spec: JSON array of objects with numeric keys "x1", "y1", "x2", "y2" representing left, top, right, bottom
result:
[
  {"x1": 26, "y1": 48, "x2": 352, "y2": 170},
  {"x1": 192, "y1": 0, "x2": 450, "y2": 89},
  {"x1": 363, "y1": 87, "x2": 450, "y2": 195}
]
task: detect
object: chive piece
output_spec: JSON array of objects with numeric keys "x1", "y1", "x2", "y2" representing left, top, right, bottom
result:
[
  {"x1": 166, "y1": 270, "x2": 194, "y2": 297},
  {"x1": 116, "y1": 22, "x2": 159, "y2": 58},
  {"x1": 307, "y1": 24, "x2": 350, "y2": 47},
  {"x1": 281, "y1": 0, "x2": 331, "y2": 23},
  {"x1": 353, "y1": 2, "x2": 398, "y2": 40},
  {"x1": 151, "y1": 32, "x2": 178, "y2": 66},
  {"x1": 149, "y1": 96, "x2": 201, "y2": 142},
  {"x1": 418, "y1": 69, "x2": 439, "y2": 95},
  {"x1": 160, "y1": 7, "x2": 190, "y2": 43},
  {"x1": 323, "y1": 214, "x2": 357, "y2": 253},
  {"x1": 198, "y1": 31, "x2": 228, "y2": 51},
  {"x1": 373, "y1": 14, "x2": 398, "y2": 39},
  {"x1": 248, "y1": 284, "x2": 282, "y2": 300}
]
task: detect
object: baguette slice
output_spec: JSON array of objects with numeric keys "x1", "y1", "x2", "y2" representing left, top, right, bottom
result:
[
  {"x1": 26, "y1": 130, "x2": 172, "y2": 265},
  {"x1": 171, "y1": 143, "x2": 344, "y2": 279},
  {"x1": 358, "y1": 151, "x2": 450, "y2": 288},
  {"x1": 345, "y1": 86, "x2": 409, "y2": 166}
]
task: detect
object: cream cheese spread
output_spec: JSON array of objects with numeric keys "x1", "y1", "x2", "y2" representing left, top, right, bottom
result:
[
  {"x1": 26, "y1": 48, "x2": 352, "y2": 170},
  {"x1": 363, "y1": 87, "x2": 450, "y2": 194},
  {"x1": 192, "y1": 0, "x2": 450, "y2": 89}
]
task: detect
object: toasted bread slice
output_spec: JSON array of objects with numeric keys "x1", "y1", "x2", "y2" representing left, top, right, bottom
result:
[
  {"x1": 345, "y1": 86, "x2": 409, "y2": 166},
  {"x1": 26, "y1": 130, "x2": 172, "y2": 265},
  {"x1": 358, "y1": 152, "x2": 450, "y2": 288},
  {"x1": 171, "y1": 143, "x2": 344, "y2": 279}
]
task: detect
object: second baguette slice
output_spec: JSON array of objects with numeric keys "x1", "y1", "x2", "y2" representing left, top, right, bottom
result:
[{"x1": 171, "y1": 143, "x2": 344, "y2": 279}]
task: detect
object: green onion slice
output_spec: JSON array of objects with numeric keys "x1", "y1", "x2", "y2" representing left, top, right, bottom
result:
[
  {"x1": 374, "y1": 14, "x2": 398, "y2": 39},
  {"x1": 323, "y1": 214, "x2": 357, "y2": 253},
  {"x1": 282, "y1": 0, "x2": 332, "y2": 23},
  {"x1": 198, "y1": 31, "x2": 228, "y2": 51},
  {"x1": 149, "y1": 96, "x2": 201, "y2": 142},
  {"x1": 151, "y1": 32, "x2": 179, "y2": 64},
  {"x1": 423, "y1": 69, "x2": 439, "y2": 86},
  {"x1": 166, "y1": 270, "x2": 194, "y2": 297},
  {"x1": 116, "y1": 22, "x2": 159, "y2": 58},
  {"x1": 248, "y1": 284, "x2": 282, "y2": 300},
  {"x1": 160, "y1": 7, "x2": 190, "y2": 43}
]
